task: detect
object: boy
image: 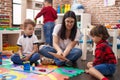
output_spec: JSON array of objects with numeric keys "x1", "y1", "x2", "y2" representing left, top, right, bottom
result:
[
  {"x1": 86, "y1": 25, "x2": 117, "y2": 80},
  {"x1": 34, "y1": 0, "x2": 57, "y2": 46},
  {"x1": 11, "y1": 19, "x2": 40, "y2": 66}
]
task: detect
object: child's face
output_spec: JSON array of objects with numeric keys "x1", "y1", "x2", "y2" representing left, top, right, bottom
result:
[
  {"x1": 91, "y1": 36, "x2": 102, "y2": 44},
  {"x1": 44, "y1": 1, "x2": 49, "y2": 7},
  {"x1": 24, "y1": 24, "x2": 34, "y2": 35}
]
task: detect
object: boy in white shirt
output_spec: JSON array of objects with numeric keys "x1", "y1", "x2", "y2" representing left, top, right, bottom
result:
[{"x1": 11, "y1": 19, "x2": 40, "y2": 66}]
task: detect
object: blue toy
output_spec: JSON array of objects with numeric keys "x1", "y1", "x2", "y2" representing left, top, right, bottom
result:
[
  {"x1": 23, "y1": 61, "x2": 30, "y2": 71},
  {"x1": 0, "y1": 52, "x2": 2, "y2": 65}
]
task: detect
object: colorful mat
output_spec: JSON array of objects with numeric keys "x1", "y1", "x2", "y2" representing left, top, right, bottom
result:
[{"x1": 0, "y1": 58, "x2": 85, "y2": 80}]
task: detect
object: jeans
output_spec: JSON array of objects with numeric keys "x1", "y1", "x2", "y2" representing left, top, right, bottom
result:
[
  {"x1": 11, "y1": 53, "x2": 40, "y2": 65},
  {"x1": 43, "y1": 22, "x2": 55, "y2": 46},
  {"x1": 94, "y1": 64, "x2": 116, "y2": 75},
  {"x1": 39, "y1": 46, "x2": 82, "y2": 66}
]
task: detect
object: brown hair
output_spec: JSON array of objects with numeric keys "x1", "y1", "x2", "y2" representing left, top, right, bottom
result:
[
  {"x1": 90, "y1": 24, "x2": 110, "y2": 40},
  {"x1": 23, "y1": 19, "x2": 36, "y2": 28},
  {"x1": 45, "y1": 0, "x2": 52, "y2": 4}
]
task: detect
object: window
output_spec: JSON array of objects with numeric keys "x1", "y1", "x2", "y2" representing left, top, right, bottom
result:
[
  {"x1": 12, "y1": 0, "x2": 44, "y2": 26},
  {"x1": 12, "y1": 0, "x2": 21, "y2": 26}
]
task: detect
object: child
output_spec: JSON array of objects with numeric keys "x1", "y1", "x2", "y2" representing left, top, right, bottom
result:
[
  {"x1": 86, "y1": 25, "x2": 117, "y2": 80},
  {"x1": 11, "y1": 19, "x2": 40, "y2": 66},
  {"x1": 34, "y1": 0, "x2": 57, "y2": 46}
]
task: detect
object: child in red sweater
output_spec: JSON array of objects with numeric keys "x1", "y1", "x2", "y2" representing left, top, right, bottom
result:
[
  {"x1": 35, "y1": 0, "x2": 57, "y2": 46},
  {"x1": 86, "y1": 25, "x2": 117, "y2": 80}
]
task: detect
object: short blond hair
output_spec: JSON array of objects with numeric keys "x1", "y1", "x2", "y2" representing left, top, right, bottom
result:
[{"x1": 23, "y1": 19, "x2": 36, "y2": 28}]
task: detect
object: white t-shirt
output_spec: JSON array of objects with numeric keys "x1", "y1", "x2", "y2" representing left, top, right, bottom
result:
[
  {"x1": 17, "y1": 34, "x2": 39, "y2": 54},
  {"x1": 52, "y1": 24, "x2": 80, "y2": 50}
]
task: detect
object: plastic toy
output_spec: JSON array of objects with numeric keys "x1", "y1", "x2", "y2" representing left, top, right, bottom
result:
[
  {"x1": 23, "y1": 61, "x2": 30, "y2": 71},
  {"x1": 54, "y1": 67, "x2": 84, "y2": 77},
  {"x1": 32, "y1": 63, "x2": 35, "y2": 70},
  {"x1": 0, "y1": 52, "x2": 2, "y2": 65},
  {"x1": 11, "y1": 66, "x2": 54, "y2": 75}
]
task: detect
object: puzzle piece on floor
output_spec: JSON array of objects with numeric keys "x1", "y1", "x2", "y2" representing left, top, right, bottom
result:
[
  {"x1": 11, "y1": 66, "x2": 54, "y2": 75},
  {"x1": 0, "y1": 71, "x2": 27, "y2": 80},
  {"x1": 54, "y1": 67, "x2": 85, "y2": 77},
  {"x1": 0, "y1": 68, "x2": 9, "y2": 74},
  {"x1": 0, "y1": 59, "x2": 13, "y2": 69},
  {"x1": 2, "y1": 55, "x2": 10, "y2": 59}
]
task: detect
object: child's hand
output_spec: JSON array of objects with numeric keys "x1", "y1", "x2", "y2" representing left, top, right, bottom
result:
[
  {"x1": 22, "y1": 54, "x2": 31, "y2": 61},
  {"x1": 20, "y1": 55, "x2": 26, "y2": 59},
  {"x1": 87, "y1": 62, "x2": 93, "y2": 68},
  {"x1": 85, "y1": 69, "x2": 89, "y2": 74}
]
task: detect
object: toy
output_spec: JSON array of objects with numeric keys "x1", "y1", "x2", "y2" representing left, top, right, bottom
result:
[
  {"x1": 54, "y1": 67, "x2": 84, "y2": 78},
  {"x1": 0, "y1": 52, "x2": 2, "y2": 65},
  {"x1": 21, "y1": 55, "x2": 26, "y2": 59},
  {"x1": 23, "y1": 61, "x2": 30, "y2": 71},
  {"x1": 32, "y1": 63, "x2": 35, "y2": 70},
  {"x1": 11, "y1": 66, "x2": 54, "y2": 75}
]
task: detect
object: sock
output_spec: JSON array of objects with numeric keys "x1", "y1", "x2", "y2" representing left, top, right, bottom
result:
[{"x1": 102, "y1": 77, "x2": 109, "y2": 80}]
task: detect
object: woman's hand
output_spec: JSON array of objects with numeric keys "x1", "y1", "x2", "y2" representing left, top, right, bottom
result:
[
  {"x1": 56, "y1": 50, "x2": 63, "y2": 56},
  {"x1": 48, "y1": 52, "x2": 68, "y2": 61}
]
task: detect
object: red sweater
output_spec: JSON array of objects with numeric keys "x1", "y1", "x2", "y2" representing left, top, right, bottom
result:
[
  {"x1": 93, "y1": 40, "x2": 117, "y2": 66},
  {"x1": 35, "y1": 6, "x2": 57, "y2": 23}
]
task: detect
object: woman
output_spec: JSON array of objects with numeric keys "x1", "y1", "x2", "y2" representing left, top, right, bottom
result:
[{"x1": 39, "y1": 11, "x2": 82, "y2": 66}]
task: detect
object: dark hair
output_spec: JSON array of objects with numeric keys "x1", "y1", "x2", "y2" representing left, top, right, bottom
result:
[
  {"x1": 90, "y1": 25, "x2": 110, "y2": 40},
  {"x1": 23, "y1": 19, "x2": 36, "y2": 28},
  {"x1": 45, "y1": 0, "x2": 52, "y2": 4},
  {"x1": 58, "y1": 11, "x2": 77, "y2": 41}
]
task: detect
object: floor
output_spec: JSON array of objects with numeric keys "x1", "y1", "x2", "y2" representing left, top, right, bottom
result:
[{"x1": 70, "y1": 51, "x2": 120, "y2": 80}]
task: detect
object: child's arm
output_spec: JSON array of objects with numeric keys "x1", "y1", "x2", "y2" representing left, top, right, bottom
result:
[
  {"x1": 30, "y1": 44, "x2": 38, "y2": 56},
  {"x1": 17, "y1": 46, "x2": 23, "y2": 59}
]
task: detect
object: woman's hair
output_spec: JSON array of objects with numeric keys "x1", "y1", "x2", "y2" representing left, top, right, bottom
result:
[
  {"x1": 58, "y1": 11, "x2": 77, "y2": 41},
  {"x1": 23, "y1": 19, "x2": 36, "y2": 28},
  {"x1": 90, "y1": 25, "x2": 110, "y2": 40}
]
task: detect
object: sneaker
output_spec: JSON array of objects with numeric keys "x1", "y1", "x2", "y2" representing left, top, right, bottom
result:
[
  {"x1": 35, "y1": 62, "x2": 39, "y2": 66},
  {"x1": 41, "y1": 57, "x2": 54, "y2": 65},
  {"x1": 30, "y1": 62, "x2": 39, "y2": 66},
  {"x1": 65, "y1": 60, "x2": 73, "y2": 67}
]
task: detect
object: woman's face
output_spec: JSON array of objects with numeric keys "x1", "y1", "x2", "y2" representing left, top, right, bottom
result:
[{"x1": 65, "y1": 17, "x2": 75, "y2": 30}]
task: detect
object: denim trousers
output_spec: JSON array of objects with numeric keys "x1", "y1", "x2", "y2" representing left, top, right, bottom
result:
[
  {"x1": 11, "y1": 53, "x2": 40, "y2": 65},
  {"x1": 43, "y1": 22, "x2": 55, "y2": 46},
  {"x1": 39, "y1": 46, "x2": 82, "y2": 66},
  {"x1": 94, "y1": 63, "x2": 116, "y2": 75}
]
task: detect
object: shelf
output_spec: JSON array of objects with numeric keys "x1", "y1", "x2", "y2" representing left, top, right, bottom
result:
[
  {"x1": 57, "y1": 13, "x2": 90, "y2": 16},
  {"x1": 0, "y1": 30, "x2": 22, "y2": 51}
]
